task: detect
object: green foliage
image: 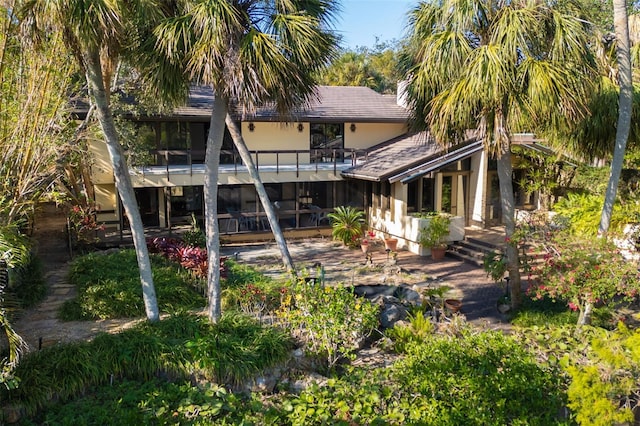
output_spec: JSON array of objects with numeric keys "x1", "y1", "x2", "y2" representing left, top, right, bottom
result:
[
  {"x1": 30, "y1": 378, "x2": 265, "y2": 425},
  {"x1": 223, "y1": 259, "x2": 272, "y2": 289},
  {"x1": 511, "y1": 296, "x2": 579, "y2": 328},
  {"x1": 185, "y1": 312, "x2": 292, "y2": 386},
  {"x1": 318, "y1": 40, "x2": 401, "y2": 94},
  {"x1": 223, "y1": 281, "x2": 286, "y2": 318},
  {"x1": 277, "y1": 280, "x2": 379, "y2": 370},
  {"x1": 552, "y1": 192, "x2": 627, "y2": 236},
  {"x1": 327, "y1": 206, "x2": 366, "y2": 248},
  {"x1": 482, "y1": 251, "x2": 508, "y2": 283},
  {"x1": 6, "y1": 254, "x2": 47, "y2": 309},
  {"x1": 528, "y1": 232, "x2": 640, "y2": 324},
  {"x1": 3, "y1": 313, "x2": 291, "y2": 415},
  {"x1": 565, "y1": 324, "x2": 640, "y2": 425},
  {"x1": 385, "y1": 309, "x2": 435, "y2": 353},
  {"x1": 418, "y1": 213, "x2": 451, "y2": 248},
  {"x1": 61, "y1": 249, "x2": 205, "y2": 320},
  {"x1": 283, "y1": 331, "x2": 566, "y2": 425},
  {"x1": 182, "y1": 213, "x2": 206, "y2": 248}
]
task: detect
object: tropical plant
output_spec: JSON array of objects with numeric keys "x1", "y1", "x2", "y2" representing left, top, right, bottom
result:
[
  {"x1": 599, "y1": 0, "x2": 634, "y2": 236},
  {"x1": 148, "y1": 0, "x2": 339, "y2": 322},
  {"x1": 401, "y1": 0, "x2": 599, "y2": 308},
  {"x1": 418, "y1": 213, "x2": 450, "y2": 248},
  {"x1": 61, "y1": 250, "x2": 205, "y2": 320},
  {"x1": 566, "y1": 323, "x2": 640, "y2": 425},
  {"x1": 327, "y1": 206, "x2": 366, "y2": 248},
  {"x1": 21, "y1": 0, "x2": 162, "y2": 321},
  {"x1": 527, "y1": 232, "x2": 640, "y2": 325},
  {"x1": 277, "y1": 279, "x2": 379, "y2": 370}
]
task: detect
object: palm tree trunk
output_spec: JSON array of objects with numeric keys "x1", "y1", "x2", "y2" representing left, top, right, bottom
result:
[
  {"x1": 497, "y1": 145, "x2": 522, "y2": 309},
  {"x1": 82, "y1": 49, "x2": 159, "y2": 322},
  {"x1": 203, "y1": 95, "x2": 227, "y2": 323},
  {"x1": 577, "y1": 301, "x2": 593, "y2": 326},
  {"x1": 224, "y1": 115, "x2": 296, "y2": 275},
  {"x1": 599, "y1": 0, "x2": 633, "y2": 235}
]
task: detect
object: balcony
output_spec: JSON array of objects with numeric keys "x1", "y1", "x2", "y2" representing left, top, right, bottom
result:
[{"x1": 133, "y1": 148, "x2": 369, "y2": 180}]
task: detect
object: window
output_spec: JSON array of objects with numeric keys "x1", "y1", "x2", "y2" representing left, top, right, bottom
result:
[{"x1": 310, "y1": 123, "x2": 344, "y2": 163}]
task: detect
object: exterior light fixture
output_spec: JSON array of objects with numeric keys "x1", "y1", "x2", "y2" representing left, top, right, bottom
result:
[
  {"x1": 350, "y1": 123, "x2": 356, "y2": 132},
  {"x1": 297, "y1": 123, "x2": 304, "y2": 132},
  {"x1": 248, "y1": 122, "x2": 255, "y2": 132}
]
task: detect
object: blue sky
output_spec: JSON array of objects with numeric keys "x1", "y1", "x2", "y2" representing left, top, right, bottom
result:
[{"x1": 336, "y1": 0, "x2": 417, "y2": 49}]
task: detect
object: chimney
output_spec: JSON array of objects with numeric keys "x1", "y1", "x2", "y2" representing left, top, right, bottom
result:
[{"x1": 396, "y1": 79, "x2": 409, "y2": 108}]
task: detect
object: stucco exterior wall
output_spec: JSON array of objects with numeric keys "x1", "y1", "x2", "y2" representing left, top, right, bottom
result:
[{"x1": 344, "y1": 122, "x2": 408, "y2": 150}]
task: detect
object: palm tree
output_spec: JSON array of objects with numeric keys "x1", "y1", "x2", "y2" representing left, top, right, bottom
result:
[
  {"x1": 24, "y1": 0, "x2": 160, "y2": 322},
  {"x1": 152, "y1": 0, "x2": 338, "y2": 322},
  {"x1": 599, "y1": 0, "x2": 633, "y2": 236},
  {"x1": 401, "y1": 0, "x2": 598, "y2": 309}
]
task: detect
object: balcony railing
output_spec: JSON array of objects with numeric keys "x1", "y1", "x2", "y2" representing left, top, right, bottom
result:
[{"x1": 138, "y1": 148, "x2": 369, "y2": 179}]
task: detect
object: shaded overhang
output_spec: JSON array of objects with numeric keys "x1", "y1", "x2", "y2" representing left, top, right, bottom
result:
[
  {"x1": 388, "y1": 139, "x2": 484, "y2": 184},
  {"x1": 511, "y1": 135, "x2": 578, "y2": 167}
]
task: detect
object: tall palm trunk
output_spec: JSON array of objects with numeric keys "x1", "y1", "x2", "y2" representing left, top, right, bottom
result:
[
  {"x1": 591, "y1": 0, "x2": 633, "y2": 327},
  {"x1": 203, "y1": 95, "x2": 227, "y2": 323},
  {"x1": 224, "y1": 115, "x2": 296, "y2": 275},
  {"x1": 497, "y1": 147, "x2": 522, "y2": 309},
  {"x1": 82, "y1": 49, "x2": 159, "y2": 322},
  {"x1": 599, "y1": 0, "x2": 633, "y2": 237}
]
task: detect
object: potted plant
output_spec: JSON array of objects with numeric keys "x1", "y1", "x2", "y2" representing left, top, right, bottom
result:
[
  {"x1": 418, "y1": 213, "x2": 451, "y2": 260},
  {"x1": 360, "y1": 230, "x2": 376, "y2": 253},
  {"x1": 384, "y1": 235, "x2": 398, "y2": 251}
]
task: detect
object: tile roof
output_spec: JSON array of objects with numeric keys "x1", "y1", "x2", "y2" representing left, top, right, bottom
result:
[
  {"x1": 175, "y1": 86, "x2": 409, "y2": 123},
  {"x1": 73, "y1": 85, "x2": 409, "y2": 123},
  {"x1": 342, "y1": 132, "x2": 481, "y2": 182},
  {"x1": 342, "y1": 132, "x2": 442, "y2": 182}
]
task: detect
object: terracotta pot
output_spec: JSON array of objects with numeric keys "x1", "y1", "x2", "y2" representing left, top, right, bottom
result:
[
  {"x1": 384, "y1": 238, "x2": 398, "y2": 251},
  {"x1": 361, "y1": 243, "x2": 369, "y2": 254},
  {"x1": 444, "y1": 298, "x2": 462, "y2": 313},
  {"x1": 430, "y1": 246, "x2": 447, "y2": 260}
]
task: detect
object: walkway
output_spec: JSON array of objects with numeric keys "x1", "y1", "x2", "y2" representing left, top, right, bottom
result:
[{"x1": 221, "y1": 237, "x2": 510, "y2": 330}]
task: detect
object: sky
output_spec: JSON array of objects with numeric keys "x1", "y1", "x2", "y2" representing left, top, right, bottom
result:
[{"x1": 336, "y1": 0, "x2": 417, "y2": 49}]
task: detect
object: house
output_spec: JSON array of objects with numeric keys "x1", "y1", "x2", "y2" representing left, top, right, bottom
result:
[{"x1": 87, "y1": 85, "x2": 543, "y2": 254}]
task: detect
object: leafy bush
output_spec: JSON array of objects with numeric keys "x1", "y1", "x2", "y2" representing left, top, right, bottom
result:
[
  {"x1": 552, "y1": 192, "x2": 627, "y2": 236},
  {"x1": 185, "y1": 311, "x2": 292, "y2": 386},
  {"x1": 565, "y1": 324, "x2": 640, "y2": 425},
  {"x1": 147, "y1": 237, "x2": 228, "y2": 280},
  {"x1": 61, "y1": 250, "x2": 205, "y2": 320},
  {"x1": 277, "y1": 280, "x2": 379, "y2": 370},
  {"x1": 7, "y1": 253, "x2": 47, "y2": 309},
  {"x1": 385, "y1": 309, "x2": 434, "y2": 353},
  {"x1": 282, "y1": 331, "x2": 567, "y2": 425},
  {"x1": 528, "y1": 232, "x2": 640, "y2": 325},
  {"x1": 29, "y1": 379, "x2": 265, "y2": 425},
  {"x1": 3, "y1": 313, "x2": 291, "y2": 415},
  {"x1": 327, "y1": 206, "x2": 366, "y2": 248},
  {"x1": 181, "y1": 213, "x2": 206, "y2": 248}
]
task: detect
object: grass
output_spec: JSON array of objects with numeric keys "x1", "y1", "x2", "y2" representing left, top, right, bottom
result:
[
  {"x1": 60, "y1": 250, "x2": 206, "y2": 320},
  {"x1": 3, "y1": 312, "x2": 292, "y2": 416},
  {"x1": 511, "y1": 296, "x2": 578, "y2": 327}
]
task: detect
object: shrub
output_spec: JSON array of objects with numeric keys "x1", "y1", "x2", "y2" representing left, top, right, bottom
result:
[
  {"x1": 385, "y1": 309, "x2": 435, "y2": 353},
  {"x1": 565, "y1": 324, "x2": 640, "y2": 425},
  {"x1": 185, "y1": 312, "x2": 292, "y2": 386},
  {"x1": 30, "y1": 379, "x2": 266, "y2": 425},
  {"x1": 3, "y1": 313, "x2": 291, "y2": 415},
  {"x1": 277, "y1": 280, "x2": 379, "y2": 370},
  {"x1": 327, "y1": 206, "x2": 366, "y2": 248},
  {"x1": 61, "y1": 250, "x2": 205, "y2": 320},
  {"x1": 283, "y1": 331, "x2": 567, "y2": 425},
  {"x1": 7, "y1": 253, "x2": 47, "y2": 309},
  {"x1": 527, "y1": 232, "x2": 640, "y2": 325}
]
